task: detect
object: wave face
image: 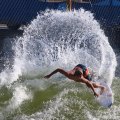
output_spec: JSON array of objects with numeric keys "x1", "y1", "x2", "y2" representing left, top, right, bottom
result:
[{"x1": 0, "y1": 9, "x2": 117, "y2": 120}]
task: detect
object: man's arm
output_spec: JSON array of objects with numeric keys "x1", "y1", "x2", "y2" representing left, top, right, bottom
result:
[
  {"x1": 44, "y1": 68, "x2": 69, "y2": 79},
  {"x1": 81, "y1": 77, "x2": 99, "y2": 97},
  {"x1": 86, "y1": 81, "x2": 99, "y2": 97}
]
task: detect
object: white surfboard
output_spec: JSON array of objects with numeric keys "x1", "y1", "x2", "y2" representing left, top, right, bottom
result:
[{"x1": 95, "y1": 82, "x2": 113, "y2": 108}]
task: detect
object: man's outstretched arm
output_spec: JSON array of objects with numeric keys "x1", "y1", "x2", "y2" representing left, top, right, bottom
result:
[
  {"x1": 86, "y1": 81, "x2": 99, "y2": 97},
  {"x1": 80, "y1": 77, "x2": 99, "y2": 97},
  {"x1": 44, "y1": 68, "x2": 69, "y2": 79}
]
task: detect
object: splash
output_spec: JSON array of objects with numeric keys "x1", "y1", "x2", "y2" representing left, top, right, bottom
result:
[
  {"x1": 7, "y1": 85, "x2": 32, "y2": 109},
  {"x1": 12, "y1": 9, "x2": 116, "y2": 85},
  {"x1": 0, "y1": 9, "x2": 117, "y2": 86}
]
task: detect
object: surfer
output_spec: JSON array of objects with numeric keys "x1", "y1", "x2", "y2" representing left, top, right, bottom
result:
[{"x1": 44, "y1": 64, "x2": 106, "y2": 97}]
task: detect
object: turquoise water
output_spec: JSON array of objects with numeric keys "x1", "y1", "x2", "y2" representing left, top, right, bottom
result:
[
  {"x1": 0, "y1": 77, "x2": 120, "y2": 120},
  {"x1": 0, "y1": 9, "x2": 118, "y2": 120}
]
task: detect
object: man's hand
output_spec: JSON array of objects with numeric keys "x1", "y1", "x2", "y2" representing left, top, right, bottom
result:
[
  {"x1": 44, "y1": 74, "x2": 51, "y2": 79},
  {"x1": 94, "y1": 92, "x2": 99, "y2": 97}
]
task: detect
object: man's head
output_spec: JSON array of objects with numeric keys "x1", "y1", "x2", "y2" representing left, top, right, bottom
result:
[{"x1": 74, "y1": 69, "x2": 83, "y2": 76}]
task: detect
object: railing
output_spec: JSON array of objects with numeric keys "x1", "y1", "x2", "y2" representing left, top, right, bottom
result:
[{"x1": 0, "y1": 0, "x2": 120, "y2": 29}]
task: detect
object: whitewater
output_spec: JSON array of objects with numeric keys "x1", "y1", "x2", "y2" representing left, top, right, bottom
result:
[{"x1": 0, "y1": 9, "x2": 119, "y2": 120}]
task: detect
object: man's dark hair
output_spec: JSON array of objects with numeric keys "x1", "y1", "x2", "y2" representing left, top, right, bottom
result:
[{"x1": 74, "y1": 70, "x2": 82, "y2": 76}]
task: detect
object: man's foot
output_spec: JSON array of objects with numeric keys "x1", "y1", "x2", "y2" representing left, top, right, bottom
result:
[{"x1": 94, "y1": 92, "x2": 99, "y2": 97}]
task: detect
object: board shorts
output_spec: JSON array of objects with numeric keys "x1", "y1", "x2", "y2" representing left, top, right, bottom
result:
[{"x1": 76, "y1": 64, "x2": 92, "y2": 81}]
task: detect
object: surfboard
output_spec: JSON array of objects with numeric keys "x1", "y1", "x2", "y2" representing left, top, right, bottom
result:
[{"x1": 95, "y1": 82, "x2": 113, "y2": 108}]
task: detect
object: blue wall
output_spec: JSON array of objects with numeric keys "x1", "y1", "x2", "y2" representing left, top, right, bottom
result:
[
  {"x1": 0, "y1": 0, "x2": 64, "y2": 25},
  {"x1": 0, "y1": 0, "x2": 120, "y2": 27},
  {"x1": 73, "y1": 2, "x2": 120, "y2": 27}
]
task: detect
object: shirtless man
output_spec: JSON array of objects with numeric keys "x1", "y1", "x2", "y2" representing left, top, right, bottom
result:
[{"x1": 44, "y1": 64, "x2": 106, "y2": 97}]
